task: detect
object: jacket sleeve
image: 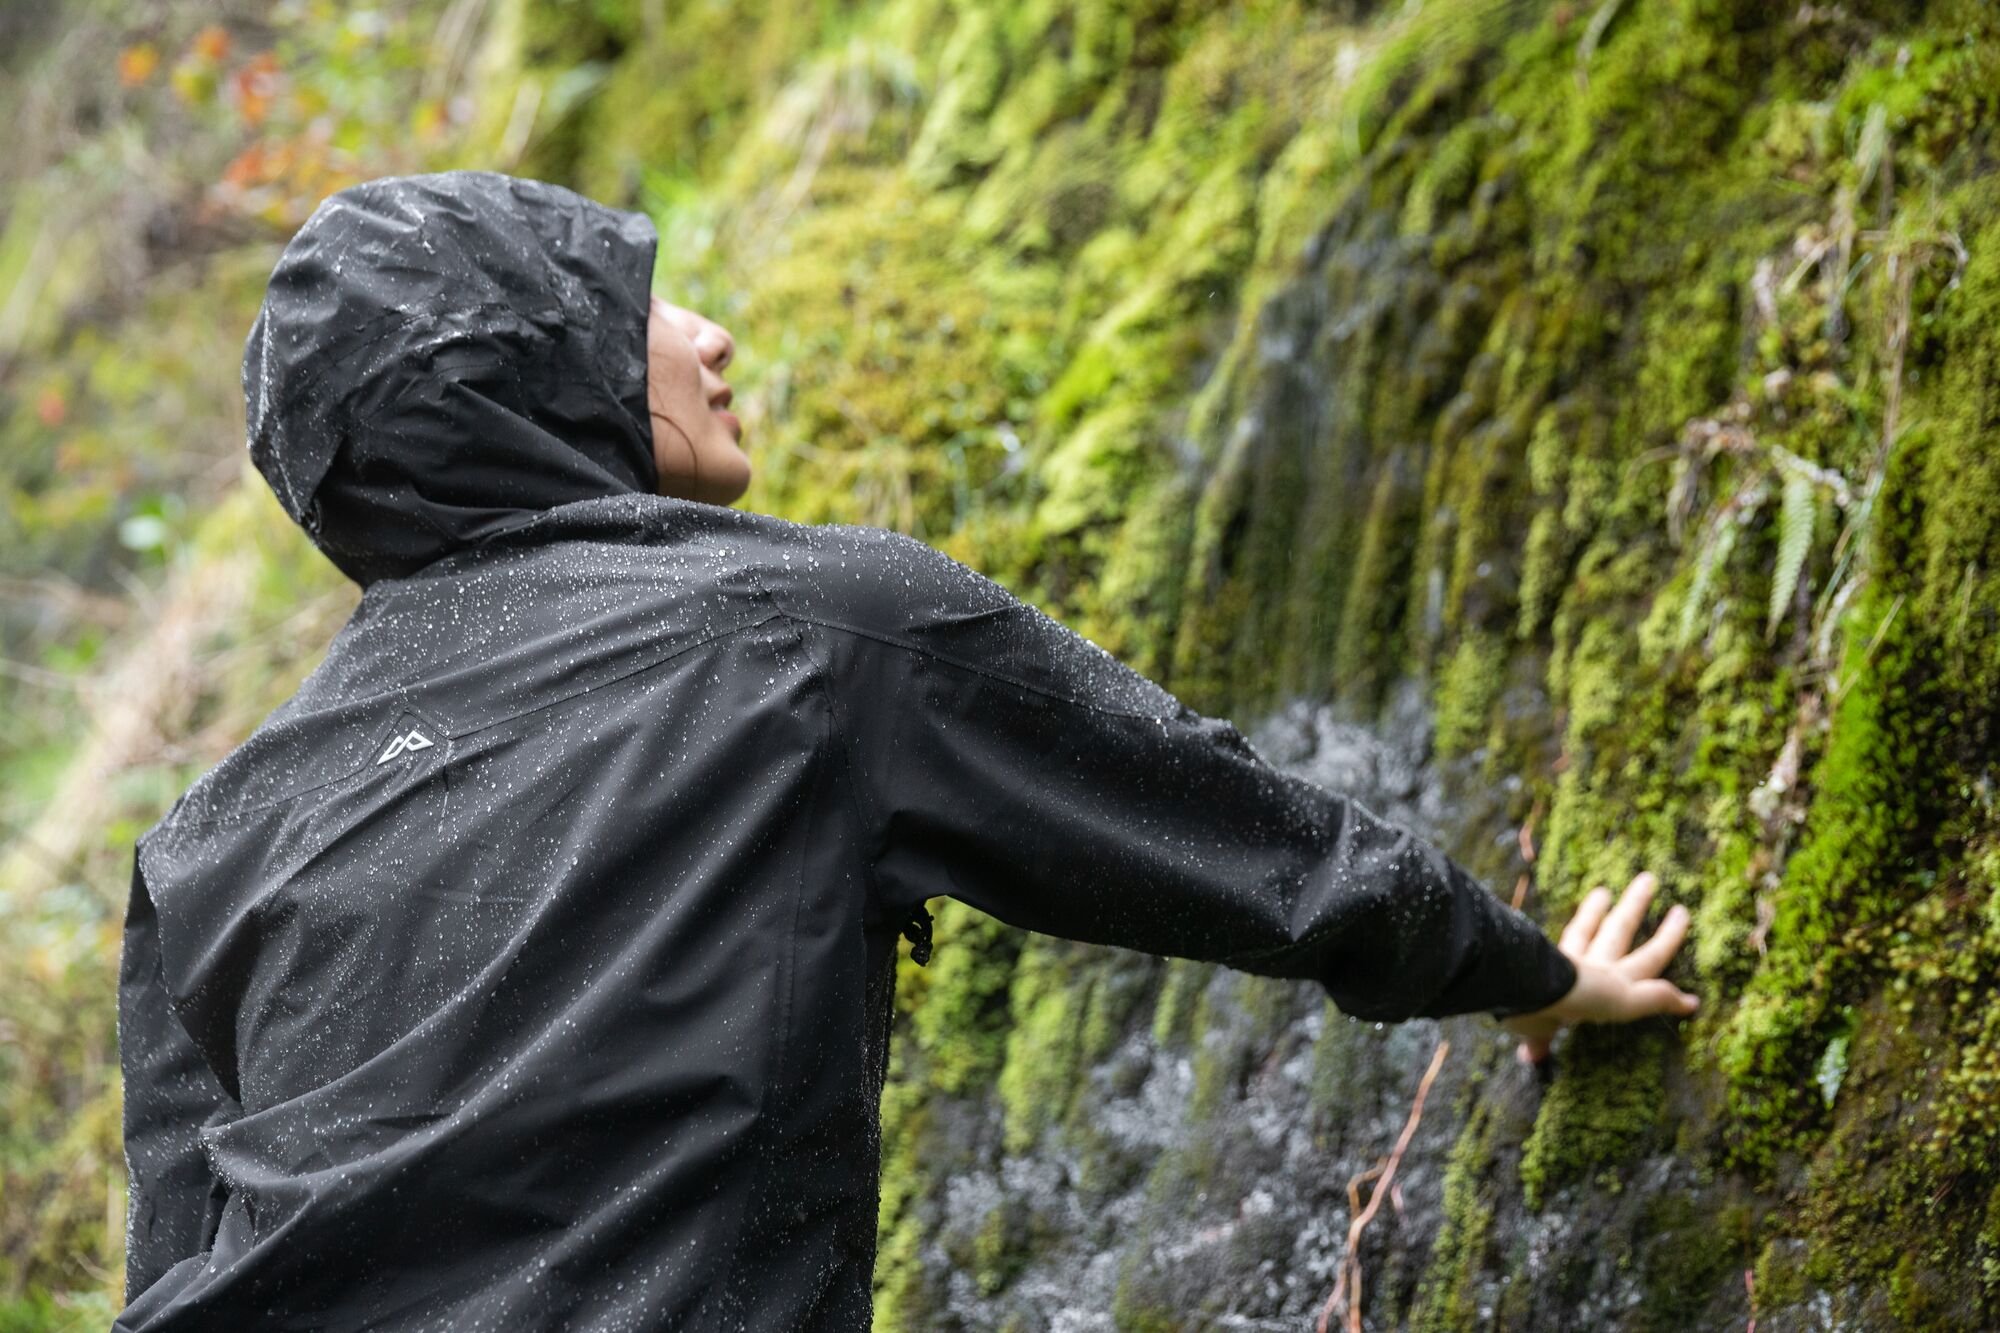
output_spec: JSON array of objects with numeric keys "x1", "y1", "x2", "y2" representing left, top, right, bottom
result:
[
  {"x1": 795, "y1": 535, "x2": 1576, "y2": 1023},
  {"x1": 119, "y1": 844, "x2": 234, "y2": 1302}
]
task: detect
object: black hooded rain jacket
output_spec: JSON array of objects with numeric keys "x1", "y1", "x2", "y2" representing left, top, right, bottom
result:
[{"x1": 115, "y1": 169, "x2": 1577, "y2": 1332}]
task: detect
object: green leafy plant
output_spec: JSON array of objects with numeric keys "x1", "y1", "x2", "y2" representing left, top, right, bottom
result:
[
  {"x1": 1670, "y1": 415, "x2": 1854, "y2": 653},
  {"x1": 1815, "y1": 1005, "x2": 1860, "y2": 1109}
]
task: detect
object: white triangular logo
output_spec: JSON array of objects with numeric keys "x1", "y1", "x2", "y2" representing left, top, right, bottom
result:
[{"x1": 376, "y1": 728, "x2": 435, "y2": 764}]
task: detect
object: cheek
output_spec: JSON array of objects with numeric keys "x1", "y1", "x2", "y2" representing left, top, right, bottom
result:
[{"x1": 647, "y1": 344, "x2": 702, "y2": 414}]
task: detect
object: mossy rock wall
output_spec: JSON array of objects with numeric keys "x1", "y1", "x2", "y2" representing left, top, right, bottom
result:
[{"x1": 528, "y1": 0, "x2": 1998, "y2": 1325}]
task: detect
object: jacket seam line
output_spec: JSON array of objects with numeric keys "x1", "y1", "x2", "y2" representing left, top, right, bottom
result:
[
  {"x1": 444, "y1": 610, "x2": 783, "y2": 740},
  {"x1": 708, "y1": 573, "x2": 812, "y2": 1322},
  {"x1": 770, "y1": 606, "x2": 1173, "y2": 721},
  {"x1": 782, "y1": 614, "x2": 902, "y2": 923}
]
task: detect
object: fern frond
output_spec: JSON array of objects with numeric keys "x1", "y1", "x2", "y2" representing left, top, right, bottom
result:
[
  {"x1": 1678, "y1": 519, "x2": 1737, "y2": 650},
  {"x1": 1769, "y1": 471, "x2": 1816, "y2": 637}
]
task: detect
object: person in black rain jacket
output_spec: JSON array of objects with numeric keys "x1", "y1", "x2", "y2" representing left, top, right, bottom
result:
[{"x1": 114, "y1": 170, "x2": 1697, "y2": 1332}]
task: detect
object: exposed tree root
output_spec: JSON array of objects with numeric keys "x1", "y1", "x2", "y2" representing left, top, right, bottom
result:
[{"x1": 1318, "y1": 1035, "x2": 1451, "y2": 1333}]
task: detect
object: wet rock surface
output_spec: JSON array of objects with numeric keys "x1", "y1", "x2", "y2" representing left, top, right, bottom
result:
[{"x1": 893, "y1": 684, "x2": 1790, "y2": 1331}]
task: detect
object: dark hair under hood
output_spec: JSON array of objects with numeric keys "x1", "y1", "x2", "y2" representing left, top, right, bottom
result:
[{"x1": 242, "y1": 170, "x2": 661, "y2": 588}]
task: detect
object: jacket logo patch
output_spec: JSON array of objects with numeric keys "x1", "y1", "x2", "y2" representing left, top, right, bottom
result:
[{"x1": 377, "y1": 728, "x2": 435, "y2": 765}]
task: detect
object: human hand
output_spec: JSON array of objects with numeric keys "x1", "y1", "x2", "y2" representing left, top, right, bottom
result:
[{"x1": 1499, "y1": 871, "x2": 1699, "y2": 1065}]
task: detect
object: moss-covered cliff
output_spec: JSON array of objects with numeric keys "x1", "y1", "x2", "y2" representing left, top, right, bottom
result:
[
  {"x1": 5, "y1": 0, "x2": 1998, "y2": 1327},
  {"x1": 530, "y1": 1, "x2": 1997, "y2": 1324}
]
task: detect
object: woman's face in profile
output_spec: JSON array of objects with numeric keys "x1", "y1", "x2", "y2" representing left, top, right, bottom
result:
[{"x1": 646, "y1": 296, "x2": 750, "y2": 504}]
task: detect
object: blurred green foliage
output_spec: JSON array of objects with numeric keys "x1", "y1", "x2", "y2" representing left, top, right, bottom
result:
[{"x1": 0, "y1": 1, "x2": 484, "y2": 1319}]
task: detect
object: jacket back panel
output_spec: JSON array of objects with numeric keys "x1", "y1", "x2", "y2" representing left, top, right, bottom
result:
[{"x1": 126, "y1": 509, "x2": 894, "y2": 1331}]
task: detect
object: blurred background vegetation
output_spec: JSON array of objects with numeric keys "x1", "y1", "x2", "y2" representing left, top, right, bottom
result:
[{"x1": 3, "y1": 0, "x2": 1998, "y2": 1328}]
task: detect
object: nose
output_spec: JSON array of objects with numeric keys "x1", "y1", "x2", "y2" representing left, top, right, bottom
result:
[
  {"x1": 652, "y1": 296, "x2": 736, "y2": 373},
  {"x1": 695, "y1": 325, "x2": 733, "y2": 373}
]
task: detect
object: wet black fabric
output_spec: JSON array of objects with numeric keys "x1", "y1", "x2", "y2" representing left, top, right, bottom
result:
[{"x1": 115, "y1": 169, "x2": 1577, "y2": 1332}]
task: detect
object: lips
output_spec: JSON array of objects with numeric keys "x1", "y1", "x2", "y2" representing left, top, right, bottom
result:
[{"x1": 715, "y1": 407, "x2": 741, "y2": 441}]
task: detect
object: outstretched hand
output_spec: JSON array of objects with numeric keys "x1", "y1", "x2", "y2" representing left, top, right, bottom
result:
[{"x1": 1500, "y1": 871, "x2": 1699, "y2": 1064}]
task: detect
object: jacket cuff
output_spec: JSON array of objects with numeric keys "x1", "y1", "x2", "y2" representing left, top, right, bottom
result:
[
  {"x1": 1476, "y1": 931, "x2": 1578, "y2": 1019},
  {"x1": 1421, "y1": 873, "x2": 1579, "y2": 1020}
]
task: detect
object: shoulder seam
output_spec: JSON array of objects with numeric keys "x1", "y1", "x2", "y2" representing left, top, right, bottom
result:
[{"x1": 768, "y1": 604, "x2": 1174, "y2": 721}]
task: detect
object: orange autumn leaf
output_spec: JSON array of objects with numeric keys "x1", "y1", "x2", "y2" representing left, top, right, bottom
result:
[
  {"x1": 191, "y1": 24, "x2": 230, "y2": 63},
  {"x1": 117, "y1": 42, "x2": 160, "y2": 87},
  {"x1": 220, "y1": 142, "x2": 268, "y2": 187},
  {"x1": 268, "y1": 136, "x2": 310, "y2": 185},
  {"x1": 36, "y1": 386, "x2": 68, "y2": 427},
  {"x1": 231, "y1": 52, "x2": 280, "y2": 127}
]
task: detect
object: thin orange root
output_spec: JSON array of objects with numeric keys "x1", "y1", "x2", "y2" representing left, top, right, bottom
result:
[{"x1": 1317, "y1": 1036, "x2": 1451, "y2": 1333}]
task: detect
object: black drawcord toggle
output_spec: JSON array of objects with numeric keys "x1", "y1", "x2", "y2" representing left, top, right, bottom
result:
[{"x1": 901, "y1": 902, "x2": 933, "y2": 966}]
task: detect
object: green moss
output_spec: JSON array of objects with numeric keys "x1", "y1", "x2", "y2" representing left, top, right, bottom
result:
[
  {"x1": 1108, "y1": 1276, "x2": 1183, "y2": 1333},
  {"x1": 1184, "y1": 980, "x2": 1236, "y2": 1125},
  {"x1": 1783, "y1": 991, "x2": 1999, "y2": 1328},
  {"x1": 996, "y1": 939, "x2": 1089, "y2": 1154},
  {"x1": 1753, "y1": 1234, "x2": 1811, "y2": 1311},
  {"x1": 964, "y1": 1195, "x2": 1049, "y2": 1298},
  {"x1": 1981, "y1": 1179, "x2": 2000, "y2": 1299},
  {"x1": 1716, "y1": 585, "x2": 1932, "y2": 1165},
  {"x1": 870, "y1": 1037, "x2": 937, "y2": 1330},
  {"x1": 908, "y1": 900, "x2": 1024, "y2": 1098},
  {"x1": 1149, "y1": 956, "x2": 1212, "y2": 1051},
  {"x1": 1330, "y1": 456, "x2": 1425, "y2": 710},
  {"x1": 1917, "y1": 182, "x2": 2000, "y2": 710},
  {"x1": 1409, "y1": 1103, "x2": 1498, "y2": 1333},
  {"x1": 1519, "y1": 1026, "x2": 1668, "y2": 1209},
  {"x1": 1635, "y1": 1193, "x2": 1756, "y2": 1331},
  {"x1": 1516, "y1": 394, "x2": 1601, "y2": 638},
  {"x1": 1433, "y1": 630, "x2": 1505, "y2": 758},
  {"x1": 907, "y1": 6, "x2": 1011, "y2": 188},
  {"x1": 1303, "y1": 1000, "x2": 1363, "y2": 1132}
]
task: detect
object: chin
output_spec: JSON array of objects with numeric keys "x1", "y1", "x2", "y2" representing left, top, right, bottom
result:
[{"x1": 655, "y1": 468, "x2": 752, "y2": 507}]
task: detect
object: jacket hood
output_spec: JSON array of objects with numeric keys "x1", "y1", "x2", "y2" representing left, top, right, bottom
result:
[{"x1": 243, "y1": 170, "x2": 661, "y2": 587}]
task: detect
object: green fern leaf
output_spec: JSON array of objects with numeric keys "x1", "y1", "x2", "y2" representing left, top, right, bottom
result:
[
  {"x1": 1769, "y1": 471, "x2": 1816, "y2": 637},
  {"x1": 1678, "y1": 519, "x2": 1737, "y2": 650}
]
